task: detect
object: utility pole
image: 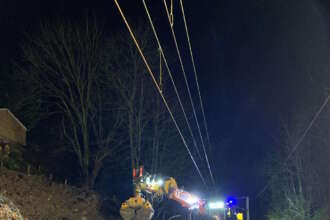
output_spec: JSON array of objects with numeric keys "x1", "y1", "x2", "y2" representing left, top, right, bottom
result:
[
  {"x1": 237, "y1": 196, "x2": 250, "y2": 220},
  {"x1": 246, "y1": 196, "x2": 250, "y2": 220}
]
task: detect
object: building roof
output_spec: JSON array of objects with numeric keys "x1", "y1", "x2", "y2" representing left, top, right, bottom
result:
[
  {"x1": 0, "y1": 109, "x2": 27, "y2": 131},
  {"x1": 0, "y1": 108, "x2": 27, "y2": 145}
]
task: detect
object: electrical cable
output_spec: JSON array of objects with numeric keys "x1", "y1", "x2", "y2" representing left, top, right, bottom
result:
[
  {"x1": 113, "y1": 0, "x2": 207, "y2": 186},
  {"x1": 179, "y1": 0, "x2": 215, "y2": 185},
  {"x1": 142, "y1": 0, "x2": 204, "y2": 163},
  {"x1": 256, "y1": 95, "x2": 330, "y2": 198},
  {"x1": 163, "y1": 0, "x2": 215, "y2": 185}
]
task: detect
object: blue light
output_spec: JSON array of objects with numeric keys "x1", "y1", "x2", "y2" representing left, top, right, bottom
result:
[{"x1": 226, "y1": 197, "x2": 236, "y2": 207}]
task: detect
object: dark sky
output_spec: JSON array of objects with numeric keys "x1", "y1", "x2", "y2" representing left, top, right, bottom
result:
[
  {"x1": 110, "y1": 0, "x2": 330, "y2": 208},
  {"x1": 1, "y1": 0, "x2": 330, "y2": 218}
]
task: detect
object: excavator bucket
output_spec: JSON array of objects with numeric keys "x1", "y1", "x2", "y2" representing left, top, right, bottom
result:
[{"x1": 120, "y1": 196, "x2": 154, "y2": 220}]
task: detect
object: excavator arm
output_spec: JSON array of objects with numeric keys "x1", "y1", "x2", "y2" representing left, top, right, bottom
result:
[{"x1": 120, "y1": 196, "x2": 154, "y2": 220}]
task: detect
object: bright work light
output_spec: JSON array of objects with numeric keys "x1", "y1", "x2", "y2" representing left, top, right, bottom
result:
[
  {"x1": 156, "y1": 179, "x2": 164, "y2": 186},
  {"x1": 208, "y1": 201, "x2": 225, "y2": 209},
  {"x1": 186, "y1": 195, "x2": 200, "y2": 205}
]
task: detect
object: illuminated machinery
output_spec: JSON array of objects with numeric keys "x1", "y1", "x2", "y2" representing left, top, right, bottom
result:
[{"x1": 120, "y1": 167, "x2": 206, "y2": 220}]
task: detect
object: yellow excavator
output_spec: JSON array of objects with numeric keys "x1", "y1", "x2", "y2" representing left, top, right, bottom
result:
[{"x1": 120, "y1": 166, "x2": 206, "y2": 220}]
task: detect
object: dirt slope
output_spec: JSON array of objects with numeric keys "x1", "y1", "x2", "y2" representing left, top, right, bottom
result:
[{"x1": 0, "y1": 169, "x2": 104, "y2": 220}]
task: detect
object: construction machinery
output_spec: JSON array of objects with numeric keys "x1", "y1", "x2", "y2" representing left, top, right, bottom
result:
[
  {"x1": 120, "y1": 166, "x2": 206, "y2": 220},
  {"x1": 120, "y1": 166, "x2": 246, "y2": 220}
]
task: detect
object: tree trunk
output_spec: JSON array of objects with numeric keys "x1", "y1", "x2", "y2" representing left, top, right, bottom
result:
[{"x1": 81, "y1": 164, "x2": 90, "y2": 189}]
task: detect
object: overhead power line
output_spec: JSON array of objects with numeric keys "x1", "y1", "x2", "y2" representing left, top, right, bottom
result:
[
  {"x1": 163, "y1": 0, "x2": 215, "y2": 185},
  {"x1": 179, "y1": 0, "x2": 215, "y2": 185},
  {"x1": 256, "y1": 95, "x2": 330, "y2": 198},
  {"x1": 142, "y1": 0, "x2": 203, "y2": 163},
  {"x1": 113, "y1": 0, "x2": 207, "y2": 186}
]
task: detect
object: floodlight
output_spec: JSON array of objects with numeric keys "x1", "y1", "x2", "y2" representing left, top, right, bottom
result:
[
  {"x1": 186, "y1": 196, "x2": 200, "y2": 205},
  {"x1": 208, "y1": 201, "x2": 225, "y2": 209}
]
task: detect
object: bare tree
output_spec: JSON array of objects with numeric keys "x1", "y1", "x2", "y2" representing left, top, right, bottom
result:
[
  {"x1": 105, "y1": 25, "x2": 197, "y2": 187},
  {"x1": 105, "y1": 25, "x2": 159, "y2": 173},
  {"x1": 19, "y1": 18, "x2": 123, "y2": 188},
  {"x1": 267, "y1": 111, "x2": 330, "y2": 219}
]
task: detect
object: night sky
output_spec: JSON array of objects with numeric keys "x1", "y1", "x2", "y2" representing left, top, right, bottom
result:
[{"x1": 1, "y1": 0, "x2": 330, "y2": 218}]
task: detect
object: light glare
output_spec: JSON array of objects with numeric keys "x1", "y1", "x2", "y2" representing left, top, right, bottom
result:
[
  {"x1": 186, "y1": 196, "x2": 199, "y2": 205},
  {"x1": 156, "y1": 179, "x2": 164, "y2": 186},
  {"x1": 208, "y1": 201, "x2": 225, "y2": 209}
]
